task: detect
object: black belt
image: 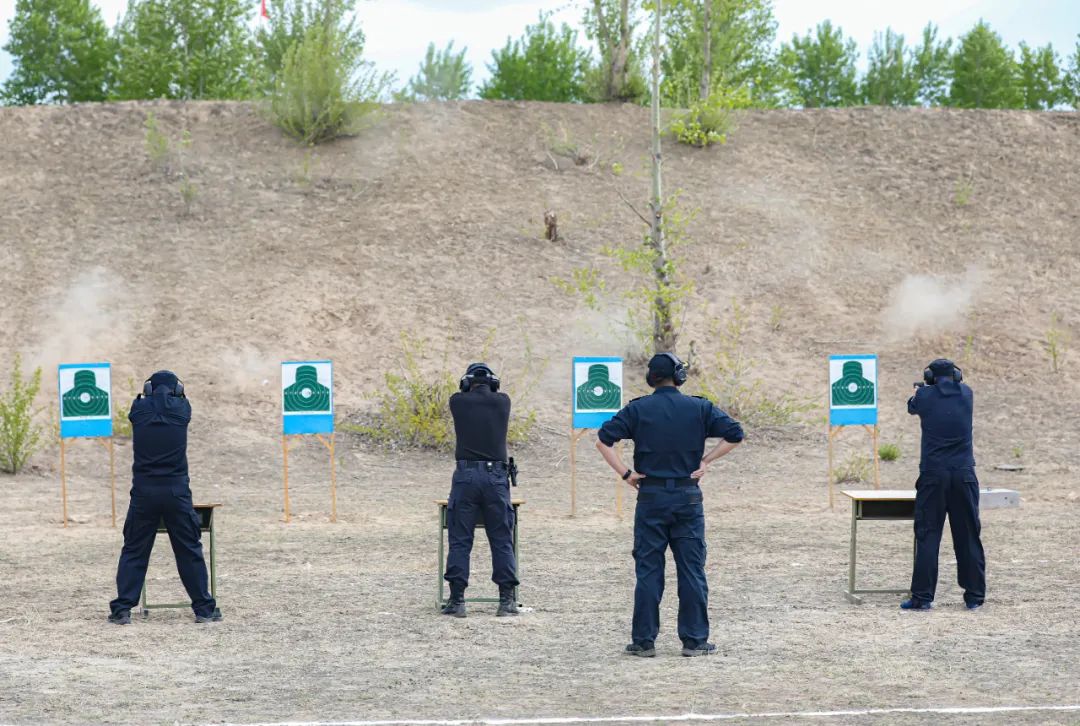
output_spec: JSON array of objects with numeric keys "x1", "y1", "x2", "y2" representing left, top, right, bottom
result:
[
  {"x1": 638, "y1": 477, "x2": 698, "y2": 487},
  {"x1": 456, "y1": 460, "x2": 507, "y2": 472}
]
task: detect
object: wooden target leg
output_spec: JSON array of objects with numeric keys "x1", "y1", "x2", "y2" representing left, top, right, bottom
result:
[
  {"x1": 60, "y1": 438, "x2": 68, "y2": 528},
  {"x1": 329, "y1": 433, "x2": 337, "y2": 523},
  {"x1": 569, "y1": 428, "x2": 578, "y2": 517},
  {"x1": 282, "y1": 435, "x2": 291, "y2": 524},
  {"x1": 827, "y1": 426, "x2": 836, "y2": 511},
  {"x1": 108, "y1": 437, "x2": 117, "y2": 528}
]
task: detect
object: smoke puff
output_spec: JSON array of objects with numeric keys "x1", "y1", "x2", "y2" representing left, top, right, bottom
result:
[{"x1": 881, "y1": 268, "x2": 985, "y2": 341}]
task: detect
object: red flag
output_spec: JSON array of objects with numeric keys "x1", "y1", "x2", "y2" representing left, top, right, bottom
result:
[{"x1": 260, "y1": 0, "x2": 269, "y2": 19}]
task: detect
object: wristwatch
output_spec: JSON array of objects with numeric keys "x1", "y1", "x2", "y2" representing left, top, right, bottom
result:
[{"x1": 622, "y1": 469, "x2": 633, "y2": 481}]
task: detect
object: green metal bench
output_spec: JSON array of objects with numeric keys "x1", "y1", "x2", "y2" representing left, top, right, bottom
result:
[
  {"x1": 140, "y1": 503, "x2": 221, "y2": 617},
  {"x1": 436, "y1": 499, "x2": 522, "y2": 611}
]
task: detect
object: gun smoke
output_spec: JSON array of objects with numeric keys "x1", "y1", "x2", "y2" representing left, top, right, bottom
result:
[{"x1": 881, "y1": 267, "x2": 985, "y2": 341}]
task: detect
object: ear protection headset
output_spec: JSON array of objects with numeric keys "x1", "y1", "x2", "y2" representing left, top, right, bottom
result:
[
  {"x1": 459, "y1": 364, "x2": 500, "y2": 393},
  {"x1": 923, "y1": 360, "x2": 963, "y2": 385},
  {"x1": 143, "y1": 373, "x2": 185, "y2": 397},
  {"x1": 647, "y1": 352, "x2": 688, "y2": 387}
]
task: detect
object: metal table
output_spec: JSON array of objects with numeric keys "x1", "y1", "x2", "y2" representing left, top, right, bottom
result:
[
  {"x1": 140, "y1": 503, "x2": 221, "y2": 616},
  {"x1": 436, "y1": 498, "x2": 523, "y2": 611}
]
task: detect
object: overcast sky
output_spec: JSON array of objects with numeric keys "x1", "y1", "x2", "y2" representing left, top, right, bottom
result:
[{"x1": 1, "y1": 0, "x2": 1078, "y2": 93}]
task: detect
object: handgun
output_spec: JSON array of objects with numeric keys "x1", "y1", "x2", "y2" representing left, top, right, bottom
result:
[{"x1": 508, "y1": 457, "x2": 519, "y2": 487}]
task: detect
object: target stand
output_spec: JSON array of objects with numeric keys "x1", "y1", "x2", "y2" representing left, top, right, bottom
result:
[
  {"x1": 569, "y1": 429, "x2": 625, "y2": 518},
  {"x1": 281, "y1": 433, "x2": 337, "y2": 523},
  {"x1": 59, "y1": 435, "x2": 117, "y2": 528}
]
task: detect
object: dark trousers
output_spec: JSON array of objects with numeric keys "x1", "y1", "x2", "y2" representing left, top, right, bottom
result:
[
  {"x1": 443, "y1": 463, "x2": 519, "y2": 594},
  {"x1": 910, "y1": 468, "x2": 986, "y2": 605},
  {"x1": 632, "y1": 482, "x2": 708, "y2": 648},
  {"x1": 109, "y1": 487, "x2": 216, "y2": 617}
]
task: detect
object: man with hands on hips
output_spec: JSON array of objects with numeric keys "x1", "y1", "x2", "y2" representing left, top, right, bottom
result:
[{"x1": 595, "y1": 352, "x2": 744, "y2": 657}]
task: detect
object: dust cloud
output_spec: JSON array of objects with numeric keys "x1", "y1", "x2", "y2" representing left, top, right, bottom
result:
[
  {"x1": 32, "y1": 267, "x2": 130, "y2": 370},
  {"x1": 881, "y1": 267, "x2": 986, "y2": 341}
]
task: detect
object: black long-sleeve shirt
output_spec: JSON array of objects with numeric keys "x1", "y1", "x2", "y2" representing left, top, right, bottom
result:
[
  {"x1": 597, "y1": 387, "x2": 744, "y2": 479},
  {"x1": 449, "y1": 385, "x2": 511, "y2": 462},
  {"x1": 130, "y1": 390, "x2": 191, "y2": 490},
  {"x1": 908, "y1": 380, "x2": 975, "y2": 472}
]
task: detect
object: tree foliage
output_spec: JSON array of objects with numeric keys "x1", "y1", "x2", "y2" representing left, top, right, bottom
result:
[
  {"x1": 1066, "y1": 36, "x2": 1080, "y2": 109},
  {"x1": 862, "y1": 28, "x2": 918, "y2": 106},
  {"x1": 911, "y1": 23, "x2": 953, "y2": 106},
  {"x1": 479, "y1": 12, "x2": 590, "y2": 102},
  {"x1": 399, "y1": 41, "x2": 472, "y2": 101},
  {"x1": 269, "y1": 15, "x2": 390, "y2": 144},
  {"x1": 778, "y1": 20, "x2": 859, "y2": 108},
  {"x1": 0, "y1": 354, "x2": 43, "y2": 475},
  {"x1": 582, "y1": 0, "x2": 647, "y2": 102},
  {"x1": 660, "y1": 0, "x2": 778, "y2": 108},
  {"x1": 113, "y1": 0, "x2": 256, "y2": 100},
  {"x1": 1018, "y1": 42, "x2": 1062, "y2": 110},
  {"x1": 948, "y1": 21, "x2": 1021, "y2": 109},
  {"x1": 254, "y1": 0, "x2": 365, "y2": 93},
  {"x1": 1, "y1": 0, "x2": 114, "y2": 104}
]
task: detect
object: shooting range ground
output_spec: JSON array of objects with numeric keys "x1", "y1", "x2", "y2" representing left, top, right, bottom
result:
[{"x1": 1, "y1": 431, "x2": 1077, "y2": 725}]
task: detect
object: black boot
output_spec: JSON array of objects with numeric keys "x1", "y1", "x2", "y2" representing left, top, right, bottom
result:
[
  {"x1": 441, "y1": 587, "x2": 466, "y2": 618},
  {"x1": 496, "y1": 587, "x2": 519, "y2": 617}
]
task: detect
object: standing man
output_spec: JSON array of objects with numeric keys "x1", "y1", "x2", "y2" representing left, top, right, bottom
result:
[
  {"x1": 441, "y1": 363, "x2": 519, "y2": 618},
  {"x1": 595, "y1": 353, "x2": 743, "y2": 657},
  {"x1": 902, "y1": 358, "x2": 986, "y2": 611},
  {"x1": 108, "y1": 371, "x2": 221, "y2": 625}
]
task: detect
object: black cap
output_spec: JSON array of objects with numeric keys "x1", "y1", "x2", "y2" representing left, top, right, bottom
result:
[
  {"x1": 647, "y1": 354, "x2": 676, "y2": 381},
  {"x1": 149, "y1": 370, "x2": 179, "y2": 390},
  {"x1": 465, "y1": 362, "x2": 494, "y2": 378},
  {"x1": 928, "y1": 359, "x2": 956, "y2": 378}
]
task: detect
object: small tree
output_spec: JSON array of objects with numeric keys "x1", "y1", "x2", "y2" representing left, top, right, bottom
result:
[
  {"x1": 778, "y1": 20, "x2": 860, "y2": 108},
  {"x1": 862, "y1": 28, "x2": 918, "y2": 106},
  {"x1": 660, "y1": 0, "x2": 778, "y2": 108},
  {"x1": 255, "y1": 0, "x2": 365, "y2": 92},
  {"x1": 0, "y1": 354, "x2": 44, "y2": 475},
  {"x1": 113, "y1": 0, "x2": 257, "y2": 100},
  {"x1": 269, "y1": 19, "x2": 390, "y2": 144},
  {"x1": 1, "y1": 0, "x2": 114, "y2": 104},
  {"x1": 912, "y1": 23, "x2": 953, "y2": 106},
  {"x1": 1018, "y1": 42, "x2": 1062, "y2": 110},
  {"x1": 1065, "y1": 36, "x2": 1080, "y2": 109},
  {"x1": 948, "y1": 20, "x2": 1022, "y2": 109},
  {"x1": 399, "y1": 41, "x2": 472, "y2": 101},
  {"x1": 583, "y1": 0, "x2": 646, "y2": 102},
  {"x1": 479, "y1": 12, "x2": 590, "y2": 102}
]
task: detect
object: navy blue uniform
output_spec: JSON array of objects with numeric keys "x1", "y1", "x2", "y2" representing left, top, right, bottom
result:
[
  {"x1": 109, "y1": 388, "x2": 217, "y2": 618},
  {"x1": 443, "y1": 386, "x2": 518, "y2": 594},
  {"x1": 907, "y1": 380, "x2": 986, "y2": 606},
  {"x1": 598, "y1": 387, "x2": 743, "y2": 649}
]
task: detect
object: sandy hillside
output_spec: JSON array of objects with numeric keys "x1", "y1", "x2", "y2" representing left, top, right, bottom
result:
[{"x1": 0, "y1": 101, "x2": 1078, "y2": 725}]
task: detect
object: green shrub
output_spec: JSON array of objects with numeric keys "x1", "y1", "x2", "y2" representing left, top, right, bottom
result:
[
  {"x1": 879, "y1": 443, "x2": 901, "y2": 462},
  {"x1": 693, "y1": 302, "x2": 817, "y2": 427},
  {"x1": 668, "y1": 86, "x2": 751, "y2": 148},
  {"x1": 349, "y1": 334, "x2": 537, "y2": 451},
  {"x1": 0, "y1": 354, "x2": 44, "y2": 474},
  {"x1": 268, "y1": 20, "x2": 390, "y2": 145},
  {"x1": 144, "y1": 112, "x2": 171, "y2": 172},
  {"x1": 112, "y1": 377, "x2": 136, "y2": 438},
  {"x1": 834, "y1": 454, "x2": 871, "y2": 484}
]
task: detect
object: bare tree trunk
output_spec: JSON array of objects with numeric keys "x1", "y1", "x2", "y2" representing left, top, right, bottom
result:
[
  {"x1": 700, "y1": 0, "x2": 712, "y2": 100},
  {"x1": 613, "y1": 0, "x2": 631, "y2": 98},
  {"x1": 649, "y1": 0, "x2": 676, "y2": 354}
]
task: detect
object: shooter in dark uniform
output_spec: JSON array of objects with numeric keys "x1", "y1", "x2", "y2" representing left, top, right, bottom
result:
[
  {"x1": 441, "y1": 363, "x2": 519, "y2": 618},
  {"x1": 902, "y1": 358, "x2": 986, "y2": 611},
  {"x1": 595, "y1": 353, "x2": 743, "y2": 657},
  {"x1": 108, "y1": 371, "x2": 221, "y2": 624}
]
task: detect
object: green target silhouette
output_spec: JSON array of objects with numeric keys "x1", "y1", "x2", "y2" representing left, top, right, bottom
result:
[
  {"x1": 831, "y1": 360, "x2": 875, "y2": 406},
  {"x1": 284, "y1": 365, "x2": 330, "y2": 413},
  {"x1": 62, "y1": 369, "x2": 110, "y2": 417},
  {"x1": 576, "y1": 364, "x2": 621, "y2": 410}
]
